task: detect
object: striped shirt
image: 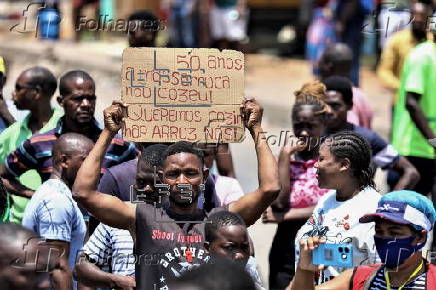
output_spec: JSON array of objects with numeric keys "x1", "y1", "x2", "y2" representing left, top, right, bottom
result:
[
  {"x1": 5, "y1": 118, "x2": 137, "y2": 180},
  {"x1": 82, "y1": 223, "x2": 135, "y2": 276},
  {"x1": 369, "y1": 267, "x2": 426, "y2": 289}
]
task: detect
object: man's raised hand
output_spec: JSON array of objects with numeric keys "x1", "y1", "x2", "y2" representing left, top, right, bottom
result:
[
  {"x1": 103, "y1": 101, "x2": 127, "y2": 134},
  {"x1": 240, "y1": 98, "x2": 263, "y2": 131}
]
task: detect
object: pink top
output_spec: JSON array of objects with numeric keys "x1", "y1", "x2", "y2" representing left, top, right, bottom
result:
[
  {"x1": 348, "y1": 87, "x2": 374, "y2": 130},
  {"x1": 289, "y1": 158, "x2": 329, "y2": 208}
]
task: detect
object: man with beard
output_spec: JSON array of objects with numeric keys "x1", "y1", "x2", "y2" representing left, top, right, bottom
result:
[
  {"x1": 377, "y1": 2, "x2": 433, "y2": 108},
  {"x1": 0, "y1": 70, "x2": 136, "y2": 200},
  {"x1": 73, "y1": 99, "x2": 280, "y2": 289}
]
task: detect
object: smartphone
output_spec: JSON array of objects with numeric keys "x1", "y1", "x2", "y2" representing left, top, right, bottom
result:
[{"x1": 312, "y1": 243, "x2": 353, "y2": 268}]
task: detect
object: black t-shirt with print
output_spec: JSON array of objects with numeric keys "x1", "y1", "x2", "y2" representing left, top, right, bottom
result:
[{"x1": 135, "y1": 203, "x2": 227, "y2": 290}]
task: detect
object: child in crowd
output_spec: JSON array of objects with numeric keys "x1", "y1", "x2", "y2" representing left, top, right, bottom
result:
[{"x1": 205, "y1": 211, "x2": 264, "y2": 290}]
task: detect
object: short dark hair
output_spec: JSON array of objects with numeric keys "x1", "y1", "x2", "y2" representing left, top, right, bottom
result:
[
  {"x1": 205, "y1": 211, "x2": 246, "y2": 243},
  {"x1": 59, "y1": 70, "x2": 94, "y2": 97},
  {"x1": 128, "y1": 10, "x2": 159, "y2": 31},
  {"x1": 323, "y1": 75, "x2": 354, "y2": 107},
  {"x1": 139, "y1": 144, "x2": 168, "y2": 169},
  {"x1": 323, "y1": 131, "x2": 375, "y2": 189},
  {"x1": 320, "y1": 43, "x2": 353, "y2": 67},
  {"x1": 25, "y1": 66, "x2": 57, "y2": 98},
  {"x1": 162, "y1": 141, "x2": 204, "y2": 167},
  {"x1": 52, "y1": 133, "x2": 94, "y2": 162},
  {"x1": 171, "y1": 258, "x2": 255, "y2": 290}
]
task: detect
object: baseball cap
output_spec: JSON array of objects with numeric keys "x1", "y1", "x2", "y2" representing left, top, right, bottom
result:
[{"x1": 360, "y1": 190, "x2": 436, "y2": 231}]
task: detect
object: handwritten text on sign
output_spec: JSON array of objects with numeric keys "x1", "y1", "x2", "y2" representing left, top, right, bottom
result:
[{"x1": 121, "y1": 48, "x2": 245, "y2": 143}]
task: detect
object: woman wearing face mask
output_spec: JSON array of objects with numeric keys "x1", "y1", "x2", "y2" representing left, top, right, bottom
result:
[
  {"x1": 289, "y1": 190, "x2": 436, "y2": 290},
  {"x1": 293, "y1": 131, "x2": 382, "y2": 285}
]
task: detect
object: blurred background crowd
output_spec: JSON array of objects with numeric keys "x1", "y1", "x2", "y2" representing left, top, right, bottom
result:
[{"x1": 0, "y1": 0, "x2": 435, "y2": 289}]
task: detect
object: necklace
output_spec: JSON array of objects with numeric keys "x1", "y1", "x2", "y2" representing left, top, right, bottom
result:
[{"x1": 384, "y1": 260, "x2": 424, "y2": 290}]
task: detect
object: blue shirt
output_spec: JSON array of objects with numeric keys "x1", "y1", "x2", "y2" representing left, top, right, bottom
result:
[{"x1": 22, "y1": 179, "x2": 86, "y2": 289}]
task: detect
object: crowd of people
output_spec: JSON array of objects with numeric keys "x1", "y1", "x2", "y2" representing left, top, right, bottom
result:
[{"x1": 0, "y1": 0, "x2": 435, "y2": 289}]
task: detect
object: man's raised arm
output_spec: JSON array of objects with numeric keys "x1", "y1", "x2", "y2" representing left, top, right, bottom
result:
[
  {"x1": 229, "y1": 99, "x2": 280, "y2": 226},
  {"x1": 72, "y1": 102, "x2": 135, "y2": 230}
]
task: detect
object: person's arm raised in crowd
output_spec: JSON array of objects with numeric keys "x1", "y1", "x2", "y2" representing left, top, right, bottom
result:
[
  {"x1": 391, "y1": 156, "x2": 420, "y2": 190},
  {"x1": 74, "y1": 254, "x2": 135, "y2": 289},
  {"x1": 229, "y1": 99, "x2": 280, "y2": 226},
  {"x1": 72, "y1": 102, "x2": 136, "y2": 231},
  {"x1": 215, "y1": 143, "x2": 236, "y2": 178},
  {"x1": 406, "y1": 92, "x2": 436, "y2": 141},
  {"x1": 45, "y1": 240, "x2": 72, "y2": 290},
  {"x1": 288, "y1": 237, "x2": 353, "y2": 290}
]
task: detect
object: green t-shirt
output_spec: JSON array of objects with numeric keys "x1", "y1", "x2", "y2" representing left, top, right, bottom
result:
[
  {"x1": 392, "y1": 41, "x2": 436, "y2": 159},
  {"x1": 0, "y1": 109, "x2": 63, "y2": 223}
]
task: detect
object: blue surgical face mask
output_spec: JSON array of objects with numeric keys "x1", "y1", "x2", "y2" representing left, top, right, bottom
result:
[{"x1": 374, "y1": 235, "x2": 425, "y2": 269}]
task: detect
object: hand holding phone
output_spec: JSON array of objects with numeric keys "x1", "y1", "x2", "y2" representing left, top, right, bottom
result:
[
  {"x1": 312, "y1": 243, "x2": 353, "y2": 268},
  {"x1": 297, "y1": 236, "x2": 327, "y2": 273}
]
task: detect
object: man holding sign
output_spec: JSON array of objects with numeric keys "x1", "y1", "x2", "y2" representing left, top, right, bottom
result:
[{"x1": 73, "y1": 97, "x2": 278, "y2": 289}]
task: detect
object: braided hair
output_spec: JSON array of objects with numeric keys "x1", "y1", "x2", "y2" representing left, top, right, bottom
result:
[
  {"x1": 292, "y1": 81, "x2": 329, "y2": 120},
  {"x1": 324, "y1": 131, "x2": 375, "y2": 189}
]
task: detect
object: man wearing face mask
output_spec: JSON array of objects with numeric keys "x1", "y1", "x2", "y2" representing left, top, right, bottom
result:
[{"x1": 289, "y1": 190, "x2": 436, "y2": 290}]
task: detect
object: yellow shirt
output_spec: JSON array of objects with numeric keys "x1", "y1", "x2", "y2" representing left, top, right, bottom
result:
[{"x1": 377, "y1": 29, "x2": 433, "y2": 104}]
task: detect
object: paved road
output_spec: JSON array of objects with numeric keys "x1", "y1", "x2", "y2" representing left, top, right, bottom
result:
[{"x1": 0, "y1": 37, "x2": 392, "y2": 287}]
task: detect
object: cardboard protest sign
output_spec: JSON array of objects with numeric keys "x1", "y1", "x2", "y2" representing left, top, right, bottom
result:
[{"x1": 121, "y1": 47, "x2": 245, "y2": 143}]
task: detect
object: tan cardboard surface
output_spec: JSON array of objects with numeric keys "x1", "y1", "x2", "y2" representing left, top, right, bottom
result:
[{"x1": 121, "y1": 47, "x2": 245, "y2": 143}]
